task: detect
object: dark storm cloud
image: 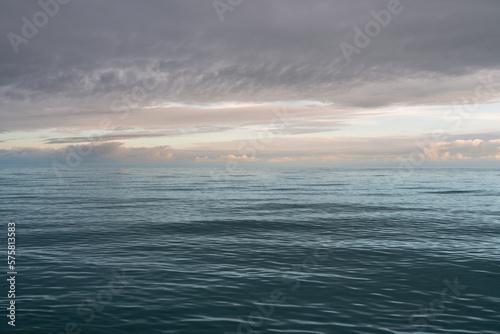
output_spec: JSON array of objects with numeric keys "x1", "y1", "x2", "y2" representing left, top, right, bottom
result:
[
  {"x1": 44, "y1": 126, "x2": 234, "y2": 144},
  {"x1": 1, "y1": 0, "x2": 499, "y2": 120},
  {"x1": 44, "y1": 132, "x2": 171, "y2": 144}
]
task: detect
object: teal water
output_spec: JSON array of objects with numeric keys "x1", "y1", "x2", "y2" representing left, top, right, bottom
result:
[{"x1": 0, "y1": 168, "x2": 499, "y2": 333}]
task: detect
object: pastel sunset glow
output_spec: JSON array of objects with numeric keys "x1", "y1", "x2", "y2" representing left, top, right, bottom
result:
[{"x1": 1, "y1": 0, "x2": 499, "y2": 167}]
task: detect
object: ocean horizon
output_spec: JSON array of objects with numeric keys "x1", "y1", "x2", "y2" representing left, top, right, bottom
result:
[{"x1": 1, "y1": 167, "x2": 498, "y2": 333}]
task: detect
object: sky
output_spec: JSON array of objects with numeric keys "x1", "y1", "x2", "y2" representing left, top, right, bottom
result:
[{"x1": 1, "y1": 0, "x2": 500, "y2": 168}]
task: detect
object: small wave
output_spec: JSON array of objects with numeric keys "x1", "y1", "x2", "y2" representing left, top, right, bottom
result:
[
  {"x1": 300, "y1": 183, "x2": 347, "y2": 187},
  {"x1": 423, "y1": 190, "x2": 483, "y2": 194}
]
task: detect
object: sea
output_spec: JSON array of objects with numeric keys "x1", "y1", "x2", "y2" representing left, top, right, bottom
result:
[{"x1": 0, "y1": 167, "x2": 499, "y2": 334}]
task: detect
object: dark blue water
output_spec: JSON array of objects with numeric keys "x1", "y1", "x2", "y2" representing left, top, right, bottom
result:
[{"x1": 1, "y1": 168, "x2": 499, "y2": 334}]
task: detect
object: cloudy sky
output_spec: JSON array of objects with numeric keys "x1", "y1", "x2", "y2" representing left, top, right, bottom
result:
[{"x1": 1, "y1": 0, "x2": 500, "y2": 167}]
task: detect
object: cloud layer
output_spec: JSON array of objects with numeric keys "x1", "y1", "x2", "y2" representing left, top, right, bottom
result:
[
  {"x1": 1, "y1": 0, "x2": 500, "y2": 113},
  {"x1": 1, "y1": 0, "x2": 499, "y2": 166},
  {"x1": 2, "y1": 132, "x2": 499, "y2": 167}
]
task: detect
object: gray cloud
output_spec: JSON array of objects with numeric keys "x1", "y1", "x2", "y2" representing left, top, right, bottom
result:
[
  {"x1": 44, "y1": 132, "x2": 172, "y2": 145},
  {"x1": 44, "y1": 126, "x2": 236, "y2": 144},
  {"x1": 1, "y1": 0, "x2": 499, "y2": 123},
  {"x1": 0, "y1": 102, "x2": 358, "y2": 133}
]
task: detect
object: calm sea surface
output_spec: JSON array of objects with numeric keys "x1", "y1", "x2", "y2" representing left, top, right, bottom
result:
[{"x1": 0, "y1": 168, "x2": 499, "y2": 334}]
